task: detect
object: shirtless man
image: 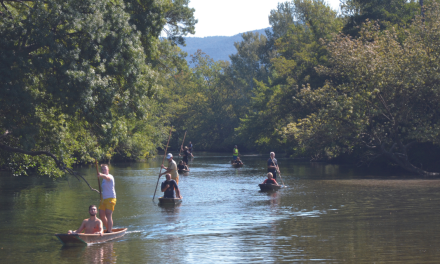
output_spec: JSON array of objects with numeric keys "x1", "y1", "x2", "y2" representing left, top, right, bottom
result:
[{"x1": 68, "y1": 205, "x2": 103, "y2": 235}]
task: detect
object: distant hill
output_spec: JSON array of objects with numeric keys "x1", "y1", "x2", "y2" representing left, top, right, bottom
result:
[{"x1": 179, "y1": 28, "x2": 269, "y2": 64}]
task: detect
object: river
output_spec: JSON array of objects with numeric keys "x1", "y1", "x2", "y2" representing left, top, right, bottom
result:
[{"x1": 1, "y1": 152, "x2": 440, "y2": 263}]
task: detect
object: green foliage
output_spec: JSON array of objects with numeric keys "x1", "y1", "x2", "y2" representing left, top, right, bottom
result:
[
  {"x1": 160, "y1": 50, "x2": 243, "y2": 151},
  {"x1": 341, "y1": 0, "x2": 421, "y2": 37},
  {"x1": 0, "y1": 0, "x2": 195, "y2": 177},
  {"x1": 284, "y1": 3, "x2": 440, "y2": 174},
  {"x1": 235, "y1": 0, "x2": 342, "y2": 153}
]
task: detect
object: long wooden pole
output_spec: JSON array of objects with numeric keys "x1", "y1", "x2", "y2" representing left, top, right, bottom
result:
[
  {"x1": 95, "y1": 159, "x2": 102, "y2": 199},
  {"x1": 271, "y1": 157, "x2": 285, "y2": 187},
  {"x1": 179, "y1": 130, "x2": 187, "y2": 155},
  {"x1": 153, "y1": 126, "x2": 173, "y2": 200}
]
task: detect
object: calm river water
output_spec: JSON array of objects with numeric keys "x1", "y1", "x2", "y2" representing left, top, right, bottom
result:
[{"x1": 1, "y1": 152, "x2": 440, "y2": 263}]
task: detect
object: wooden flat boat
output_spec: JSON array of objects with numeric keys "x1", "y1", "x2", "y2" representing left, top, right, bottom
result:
[
  {"x1": 259, "y1": 184, "x2": 282, "y2": 191},
  {"x1": 55, "y1": 228, "x2": 127, "y2": 245},
  {"x1": 158, "y1": 197, "x2": 182, "y2": 204},
  {"x1": 178, "y1": 169, "x2": 190, "y2": 174},
  {"x1": 230, "y1": 160, "x2": 244, "y2": 168}
]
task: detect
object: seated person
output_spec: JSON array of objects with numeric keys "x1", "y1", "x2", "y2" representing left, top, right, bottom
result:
[
  {"x1": 262, "y1": 172, "x2": 279, "y2": 185},
  {"x1": 177, "y1": 160, "x2": 190, "y2": 172},
  {"x1": 161, "y1": 173, "x2": 182, "y2": 199},
  {"x1": 68, "y1": 205, "x2": 103, "y2": 235},
  {"x1": 233, "y1": 157, "x2": 243, "y2": 165}
]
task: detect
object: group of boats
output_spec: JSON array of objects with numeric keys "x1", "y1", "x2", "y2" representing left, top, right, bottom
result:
[
  {"x1": 56, "y1": 154, "x2": 282, "y2": 246},
  {"x1": 230, "y1": 158, "x2": 283, "y2": 192}
]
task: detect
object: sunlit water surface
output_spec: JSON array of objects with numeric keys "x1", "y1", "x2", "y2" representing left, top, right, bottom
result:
[{"x1": 1, "y1": 152, "x2": 440, "y2": 263}]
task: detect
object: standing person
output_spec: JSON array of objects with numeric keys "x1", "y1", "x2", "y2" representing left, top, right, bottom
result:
[
  {"x1": 267, "y1": 152, "x2": 280, "y2": 179},
  {"x1": 179, "y1": 146, "x2": 193, "y2": 165},
  {"x1": 188, "y1": 141, "x2": 193, "y2": 153},
  {"x1": 232, "y1": 145, "x2": 239, "y2": 161},
  {"x1": 68, "y1": 205, "x2": 103, "y2": 235},
  {"x1": 97, "y1": 164, "x2": 116, "y2": 233},
  {"x1": 161, "y1": 173, "x2": 182, "y2": 199},
  {"x1": 160, "y1": 153, "x2": 179, "y2": 184}
]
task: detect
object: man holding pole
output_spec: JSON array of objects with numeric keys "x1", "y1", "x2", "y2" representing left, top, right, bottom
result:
[
  {"x1": 97, "y1": 164, "x2": 116, "y2": 233},
  {"x1": 267, "y1": 152, "x2": 280, "y2": 179},
  {"x1": 188, "y1": 141, "x2": 193, "y2": 153},
  {"x1": 232, "y1": 145, "x2": 239, "y2": 161},
  {"x1": 160, "y1": 153, "x2": 179, "y2": 184},
  {"x1": 179, "y1": 146, "x2": 193, "y2": 165}
]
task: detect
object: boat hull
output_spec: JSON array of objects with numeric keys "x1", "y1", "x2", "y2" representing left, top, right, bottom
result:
[
  {"x1": 230, "y1": 160, "x2": 243, "y2": 168},
  {"x1": 55, "y1": 228, "x2": 127, "y2": 245},
  {"x1": 158, "y1": 197, "x2": 182, "y2": 204},
  {"x1": 178, "y1": 169, "x2": 189, "y2": 174},
  {"x1": 259, "y1": 184, "x2": 282, "y2": 191}
]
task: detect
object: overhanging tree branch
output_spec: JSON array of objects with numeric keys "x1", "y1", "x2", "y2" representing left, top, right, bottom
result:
[{"x1": 0, "y1": 141, "x2": 100, "y2": 193}]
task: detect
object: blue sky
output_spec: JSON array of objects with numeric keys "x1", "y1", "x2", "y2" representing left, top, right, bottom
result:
[{"x1": 188, "y1": 0, "x2": 341, "y2": 37}]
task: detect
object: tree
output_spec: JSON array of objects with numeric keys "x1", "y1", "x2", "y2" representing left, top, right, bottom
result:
[
  {"x1": 0, "y1": 0, "x2": 160, "y2": 178},
  {"x1": 229, "y1": 32, "x2": 269, "y2": 98},
  {"x1": 284, "y1": 4, "x2": 440, "y2": 175},
  {"x1": 341, "y1": 0, "x2": 420, "y2": 37},
  {"x1": 235, "y1": 0, "x2": 342, "y2": 153}
]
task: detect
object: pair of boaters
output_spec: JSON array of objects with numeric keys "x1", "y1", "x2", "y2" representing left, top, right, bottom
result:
[{"x1": 68, "y1": 164, "x2": 116, "y2": 235}]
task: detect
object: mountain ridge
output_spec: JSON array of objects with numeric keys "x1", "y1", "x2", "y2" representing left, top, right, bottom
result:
[{"x1": 180, "y1": 28, "x2": 269, "y2": 63}]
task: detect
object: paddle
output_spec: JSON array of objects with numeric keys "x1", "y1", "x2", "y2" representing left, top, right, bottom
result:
[
  {"x1": 179, "y1": 130, "x2": 187, "y2": 156},
  {"x1": 153, "y1": 126, "x2": 173, "y2": 200},
  {"x1": 270, "y1": 156, "x2": 285, "y2": 187},
  {"x1": 95, "y1": 159, "x2": 102, "y2": 199}
]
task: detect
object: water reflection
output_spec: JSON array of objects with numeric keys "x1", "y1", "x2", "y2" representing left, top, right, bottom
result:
[
  {"x1": 3, "y1": 154, "x2": 440, "y2": 263},
  {"x1": 60, "y1": 242, "x2": 116, "y2": 263}
]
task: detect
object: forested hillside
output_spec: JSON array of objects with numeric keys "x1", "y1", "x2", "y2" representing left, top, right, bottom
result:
[{"x1": 2, "y1": 0, "x2": 440, "y2": 177}]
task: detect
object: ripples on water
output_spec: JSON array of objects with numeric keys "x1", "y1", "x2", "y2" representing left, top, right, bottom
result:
[{"x1": 1, "y1": 153, "x2": 440, "y2": 263}]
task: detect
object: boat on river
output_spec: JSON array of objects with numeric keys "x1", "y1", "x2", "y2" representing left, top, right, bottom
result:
[
  {"x1": 259, "y1": 184, "x2": 282, "y2": 191},
  {"x1": 230, "y1": 160, "x2": 244, "y2": 168},
  {"x1": 178, "y1": 169, "x2": 190, "y2": 174},
  {"x1": 158, "y1": 197, "x2": 182, "y2": 205},
  {"x1": 55, "y1": 228, "x2": 127, "y2": 245}
]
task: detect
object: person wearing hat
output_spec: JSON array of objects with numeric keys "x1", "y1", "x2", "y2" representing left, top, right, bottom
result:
[
  {"x1": 179, "y1": 146, "x2": 193, "y2": 165},
  {"x1": 160, "y1": 153, "x2": 179, "y2": 184}
]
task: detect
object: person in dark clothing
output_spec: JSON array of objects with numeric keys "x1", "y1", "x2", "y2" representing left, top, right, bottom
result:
[
  {"x1": 179, "y1": 146, "x2": 193, "y2": 165},
  {"x1": 267, "y1": 152, "x2": 280, "y2": 179},
  {"x1": 161, "y1": 174, "x2": 182, "y2": 199},
  {"x1": 233, "y1": 156, "x2": 243, "y2": 165},
  {"x1": 177, "y1": 160, "x2": 190, "y2": 172},
  {"x1": 262, "y1": 172, "x2": 279, "y2": 185}
]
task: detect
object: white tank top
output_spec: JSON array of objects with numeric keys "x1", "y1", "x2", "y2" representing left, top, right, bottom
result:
[{"x1": 101, "y1": 174, "x2": 116, "y2": 199}]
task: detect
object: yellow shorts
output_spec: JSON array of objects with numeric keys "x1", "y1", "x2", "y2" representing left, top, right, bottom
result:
[
  {"x1": 99, "y1": 198, "x2": 117, "y2": 211},
  {"x1": 171, "y1": 174, "x2": 179, "y2": 185}
]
